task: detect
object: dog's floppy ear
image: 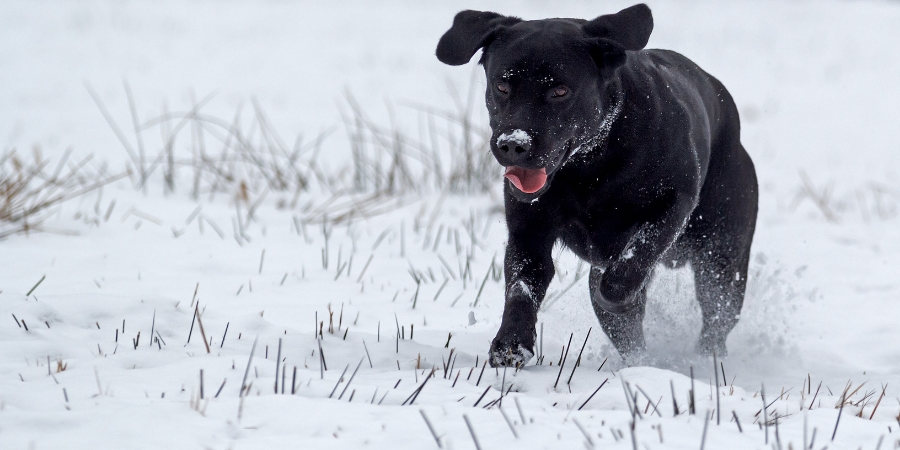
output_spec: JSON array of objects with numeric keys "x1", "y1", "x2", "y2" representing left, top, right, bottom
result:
[
  {"x1": 583, "y1": 3, "x2": 653, "y2": 51},
  {"x1": 436, "y1": 10, "x2": 521, "y2": 66}
]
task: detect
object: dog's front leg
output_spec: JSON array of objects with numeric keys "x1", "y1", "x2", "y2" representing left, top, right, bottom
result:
[
  {"x1": 594, "y1": 193, "x2": 697, "y2": 312},
  {"x1": 589, "y1": 193, "x2": 696, "y2": 359},
  {"x1": 488, "y1": 226, "x2": 555, "y2": 367}
]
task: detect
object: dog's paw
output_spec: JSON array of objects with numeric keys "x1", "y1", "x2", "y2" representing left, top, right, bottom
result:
[
  {"x1": 591, "y1": 285, "x2": 638, "y2": 314},
  {"x1": 696, "y1": 336, "x2": 727, "y2": 357},
  {"x1": 489, "y1": 335, "x2": 534, "y2": 367},
  {"x1": 595, "y1": 262, "x2": 649, "y2": 312},
  {"x1": 620, "y1": 348, "x2": 650, "y2": 367}
]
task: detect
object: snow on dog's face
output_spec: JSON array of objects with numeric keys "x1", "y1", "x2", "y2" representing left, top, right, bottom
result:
[{"x1": 436, "y1": 5, "x2": 653, "y2": 202}]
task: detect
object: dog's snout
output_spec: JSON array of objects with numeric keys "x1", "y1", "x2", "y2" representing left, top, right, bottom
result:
[{"x1": 496, "y1": 130, "x2": 533, "y2": 164}]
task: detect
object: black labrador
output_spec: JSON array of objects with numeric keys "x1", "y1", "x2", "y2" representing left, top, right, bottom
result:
[{"x1": 436, "y1": 4, "x2": 758, "y2": 366}]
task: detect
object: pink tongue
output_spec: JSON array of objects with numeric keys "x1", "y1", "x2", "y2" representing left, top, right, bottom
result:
[{"x1": 504, "y1": 166, "x2": 548, "y2": 193}]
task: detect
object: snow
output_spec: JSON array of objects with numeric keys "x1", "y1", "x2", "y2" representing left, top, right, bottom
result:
[
  {"x1": 497, "y1": 129, "x2": 532, "y2": 147},
  {"x1": 2, "y1": 0, "x2": 900, "y2": 449},
  {"x1": 512, "y1": 280, "x2": 534, "y2": 300}
]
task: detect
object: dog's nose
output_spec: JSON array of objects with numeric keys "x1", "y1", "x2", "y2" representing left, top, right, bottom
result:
[
  {"x1": 496, "y1": 130, "x2": 533, "y2": 163},
  {"x1": 499, "y1": 140, "x2": 531, "y2": 155}
]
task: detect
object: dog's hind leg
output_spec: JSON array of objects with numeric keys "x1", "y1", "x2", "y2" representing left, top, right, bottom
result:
[
  {"x1": 692, "y1": 242, "x2": 751, "y2": 356},
  {"x1": 687, "y1": 142, "x2": 758, "y2": 356},
  {"x1": 590, "y1": 266, "x2": 647, "y2": 361}
]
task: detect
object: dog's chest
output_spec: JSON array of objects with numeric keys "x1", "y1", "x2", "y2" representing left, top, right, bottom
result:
[{"x1": 554, "y1": 196, "x2": 639, "y2": 266}]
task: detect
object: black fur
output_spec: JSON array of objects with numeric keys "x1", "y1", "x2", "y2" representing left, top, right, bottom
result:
[{"x1": 436, "y1": 4, "x2": 758, "y2": 366}]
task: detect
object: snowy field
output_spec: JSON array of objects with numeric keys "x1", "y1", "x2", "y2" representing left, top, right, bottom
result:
[{"x1": 2, "y1": 0, "x2": 900, "y2": 448}]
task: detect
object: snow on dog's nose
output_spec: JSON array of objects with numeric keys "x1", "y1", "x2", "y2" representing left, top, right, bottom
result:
[{"x1": 496, "y1": 129, "x2": 532, "y2": 156}]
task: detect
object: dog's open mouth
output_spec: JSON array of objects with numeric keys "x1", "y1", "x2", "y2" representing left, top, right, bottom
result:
[
  {"x1": 502, "y1": 140, "x2": 575, "y2": 195},
  {"x1": 504, "y1": 166, "x2": 548, "y2": 193}
]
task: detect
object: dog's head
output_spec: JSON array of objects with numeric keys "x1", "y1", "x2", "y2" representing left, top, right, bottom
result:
[{"x1": 436, "y1": 4, "x2": 653, "y2": 201}]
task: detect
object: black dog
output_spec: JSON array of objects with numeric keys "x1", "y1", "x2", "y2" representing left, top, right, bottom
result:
[{"x1": 436, "y1": 4, "x2": 758, "y2": 366}]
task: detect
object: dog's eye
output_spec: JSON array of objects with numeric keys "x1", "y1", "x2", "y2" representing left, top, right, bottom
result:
[
  {"x1": 551, "y1": 86, "x2": 569, "y2": 98},
  {"x1": 496, "y1": 82, "x2": 510, "y2": 94}
]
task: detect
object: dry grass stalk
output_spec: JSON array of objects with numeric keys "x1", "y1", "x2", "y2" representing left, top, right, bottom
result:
[{"x1": 1, "y1": 149, "x2": 123, "y2": 239}]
